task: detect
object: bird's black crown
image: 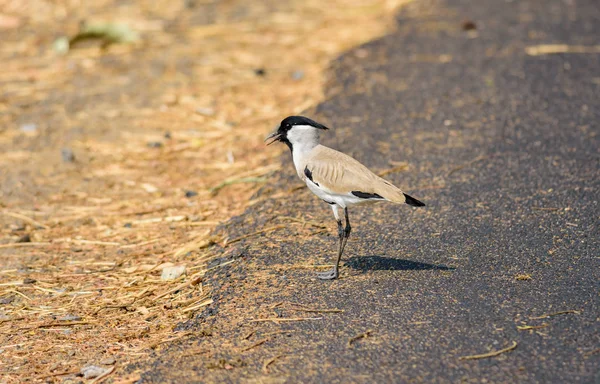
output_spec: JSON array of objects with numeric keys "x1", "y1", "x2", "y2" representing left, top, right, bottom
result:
[{"x1": 278, "y1": 116, "x2": 329, "y2": 134}]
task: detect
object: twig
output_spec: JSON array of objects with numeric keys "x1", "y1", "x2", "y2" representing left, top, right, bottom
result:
[
  {"x1": 525, "y1": 44, "x2": 600, "y2": 56},
  {"x1": 2, "y1": 211, "x2": 48, "y2": 229},
  {"x1": 377, "y1": 163, "x2": 409, "y2": 177},
  {"x1": 348, "y1": 330, "x2": 372, "y2": 347},
  {"x1": 146, "y1": 332, "x2": 193, "y2": 349},
  {"x1": 447, "y1": 155, "x2": 489, "y2": 176},
  {"x1": 225, "y1": 224, "x2": 287, "y2": 245},
  {"x1": 242, "y1": 338, "x2": 269, "y2": 352},
  {"x1": 290, "y1": 307, "x2": 343, "y2": 313},
  {"x1": 153, "y1": 273, "x2": 203, "y2": 301},
  {"x1": 205, "y1": 259, "x2": 235, "y2": 271},
  {"x1": 173, "y1": 234, "x2": 215, "y2": 257},
  {"x1": 71, "y1": 239, "x2": 120, "y2": 246},
  {"x1": 5, "y1": 289, "x2": 32, "y2": 301},
  {"x1": 242, "y1": 330, "x2": 255, "y2": 340},
  {"x1": 27, "y1": 321, "x2": 93, "y2": 329},
  {"x1": 180, "y1": 349, "x2": 211, "y2": 358},
  {"x1": 38, "y1": 369, "x2": 80, "y2": 379},
  {"x1": 210, "y1": 176, "x2": 267, "y2": 196},
  {"x1": 459, "y1": 341, "x2": 518, "y2": 361},
  {"x1": 584, "y1": 348, "x2": 600, "y2": 357},
  {"x1": 279, "y1": 216, "x2": 327, "y2": 229},
  {"x1": 181, "y1": 299, "x2": 213, "y2": 313},
  {"x1": 0, "y1": 316, "x2": 25, "y2": 324},
  {"x1": 262, "y1": 355, "x2": 283, "y2": 373},
  {"x1": 261, "y1": 330, "x2": 298, "y2": 337},
  {"x1": 0, "y1": 242, "x2": 51, "y2": 249},
  {"x1": 532, "y1": 207, "x2": 560, "y2": 211},
  {"x1": 248, "y1": 317, "x2": 323, "y2": 323},
  {"x1": 113, "y1": 373, "x2": 142, "y2": 384},
  {"x1": 530, "y1": 310, "x2": 580, "y2": 320},
  {"x1": 517, "y1": 324, "x2": 548, "y2": 331}
]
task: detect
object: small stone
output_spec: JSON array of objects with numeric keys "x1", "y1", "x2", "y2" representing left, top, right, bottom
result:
[
  {"x1": 443, "y1": 120, "x2": 454, "y2": 126},
  {"x1": 462, "y1": 20, "x2": 477, "y2": 31},
  {"x1": 0, "y1": 296, "x2": 14, "y2": 305},
  {"x1": 254, "y1": 68, "x2": 266, "y2": 76},
  {"x1": 23, "y1": 277, "x2": 36, "y2": 284},
  {"x1": 16, "y1": 234, "x2": 31, "y2": 243},
  {"x1": 185, "y1": 190, "x2": 198, "y2": 198},
  {"x1": 53, "y1": 36, "x2": 70, "y2": 54},
  {"x1": 188, "y1": 215, "x2": 203, "y2": 222},
  {"x1": 99, "y1": 356, "x2": 116, "y2": 365},
  {"x1": 164, "y1": 132, "x2": 172, "y2": 139},
  {"x1": 80, "y1": 365, "x2": 108, "y2": 379},
  {"x1": 61, "y1": 148, "x2": 75, "y2": 162},
  {"x1": 161, "y1": 265, "x2": 186, "y2": 280},
  {"x1": 58, "y1": 314, "x2": 81, "y2": 321},
  {"x1": 147, "y1": 141, "x2": 163, "y2": 148},
  {"x1": 20, "y1": 123, "x2": 37, "y2": 133},
  {"x1": 141, "y1": 183, "x2": 158, "y2": 193},
  {"x1": 291, "y1": 70, "x2": 304, "y2": 80},
  {"x1": 195, "y1": 107, "x2": 215, "y2": 116},
  {"x1": 124, "y1": 222, "x2": 132, "y2": 228}
]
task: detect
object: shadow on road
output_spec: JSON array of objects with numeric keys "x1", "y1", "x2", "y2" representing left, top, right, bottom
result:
[{"x1": 345, "y1": 256, "x2": 453, "y2": 271}]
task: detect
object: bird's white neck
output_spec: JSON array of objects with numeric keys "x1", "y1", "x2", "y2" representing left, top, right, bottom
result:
[{"x1": 287, "y1": 125, "x2": 320, "y2": 173}]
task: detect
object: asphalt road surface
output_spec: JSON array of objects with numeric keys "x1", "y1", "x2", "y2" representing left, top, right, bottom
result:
[{"x1": 138, "y1": 0, "x2": 599, "y2": 382}]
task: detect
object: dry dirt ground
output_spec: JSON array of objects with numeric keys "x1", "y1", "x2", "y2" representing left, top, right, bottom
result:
[
  {"x1": 0, "y1": 0, "x2": 409, "y2": 382},
  {"x1": 133, "y1": 0, "x2": 598, "y2": 382}
]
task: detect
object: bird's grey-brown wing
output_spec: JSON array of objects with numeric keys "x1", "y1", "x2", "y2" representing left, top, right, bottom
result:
[{"x1": 304, "y1": 146, "x2": 407, "y2": 203}]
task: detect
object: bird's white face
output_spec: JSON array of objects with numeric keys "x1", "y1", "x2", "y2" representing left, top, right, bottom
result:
[{"x1": 286, "y1": 124, "x2": 322, "y2": 150}]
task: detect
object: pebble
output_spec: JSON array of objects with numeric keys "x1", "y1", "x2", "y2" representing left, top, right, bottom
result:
[
  {"x1": 161, "y1": 265, "x2": 186, "y2": 280},
  {"x1": 80, "y1": 365, "x2": 108, "y2": 379},
  {"x1": 58, "y1": 314, "x2": 82, "y2": 321},
  {"x1": 185, "y1": 190, "x2": 198, "y2": 198},
  {"x1": 16, "y1": 234, "x2": 31, "y2": 243},
  {"x1": 99, "y1": 356, "x2": 116, "y2": 365},
  {"x1": 195, "y1": 107, "x2": 215, "y2": 116},
  {"x1": 254, "y1": 68, "x2": 266, "y2": 76},
  {"x1": 0, "y1": 297, "x2": 14, "y2": 304},
  {"x1": 61, "y1": 148, "x2": 75, "y2": 162},
  {"x1": 462, "y1": 20, "x2": 477, "y2": 30},
  {"x1": 20, "y1": 123, "x2": 37, "y2": 133},
  {"x1": 124, "y1": 222, "x2": 133, "y2": 228},
  {"x1": 147, "y1": 141, "x2": 163, "y2": 148},
  {"x1": 22, "y1": 278, "x2": 36, "y2": 284},
  {"x1": 291, "y1": 70, "x2": 304, "y2": 80}
]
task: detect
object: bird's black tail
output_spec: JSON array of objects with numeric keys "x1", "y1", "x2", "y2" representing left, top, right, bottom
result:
[{"x1": 403, "y1": 193, "x2": 426, "y2": 207}]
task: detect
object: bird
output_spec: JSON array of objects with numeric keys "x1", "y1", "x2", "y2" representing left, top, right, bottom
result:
[{"x1": 265, "y1": 115, "x2": 425, "y2": 280}]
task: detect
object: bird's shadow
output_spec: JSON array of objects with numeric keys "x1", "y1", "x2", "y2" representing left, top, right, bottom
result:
[{"x1": 345, "y1": 255, "x2": 453, "y2": 271}]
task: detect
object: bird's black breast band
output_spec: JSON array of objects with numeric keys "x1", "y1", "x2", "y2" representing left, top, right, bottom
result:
[{"x1": 304, "y1": 166, "x2": 319, "y2": 187}]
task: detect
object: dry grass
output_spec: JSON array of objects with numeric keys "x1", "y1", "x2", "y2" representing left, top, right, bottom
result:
[{"x1": 0, "y1": 0, "x2": 410, "y2": 381}]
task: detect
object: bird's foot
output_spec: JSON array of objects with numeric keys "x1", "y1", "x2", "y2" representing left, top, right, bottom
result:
[{"x1": 316, "y1": 268, "x2": 338, "y2": 280}]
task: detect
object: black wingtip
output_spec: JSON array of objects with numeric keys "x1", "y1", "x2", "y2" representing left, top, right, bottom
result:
[{"x1": 404, "y1": 193, "x2": 425, "y2": 207}]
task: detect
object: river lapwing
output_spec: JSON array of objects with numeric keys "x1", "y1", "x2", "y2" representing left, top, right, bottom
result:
[{"x1": 265, "y1": 116, "x2": 425, "y2": 280}]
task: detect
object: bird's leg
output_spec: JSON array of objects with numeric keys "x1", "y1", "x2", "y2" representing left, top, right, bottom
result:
[
  {"x1": 317, "y1": 204, "x2": 343, "y2": 280},
  {"x1": 340, "y1": 207, "x2": 352, "y2": 256}
]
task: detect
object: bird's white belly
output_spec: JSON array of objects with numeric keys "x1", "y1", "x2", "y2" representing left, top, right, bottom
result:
[{"x1": 305, "y1": 180, "x2": 366, "y2": 208}]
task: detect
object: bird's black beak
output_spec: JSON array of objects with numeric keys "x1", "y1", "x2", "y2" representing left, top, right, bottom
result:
[{"x1": 264, "y1": 130, "x2": 281, "y2": 146}]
